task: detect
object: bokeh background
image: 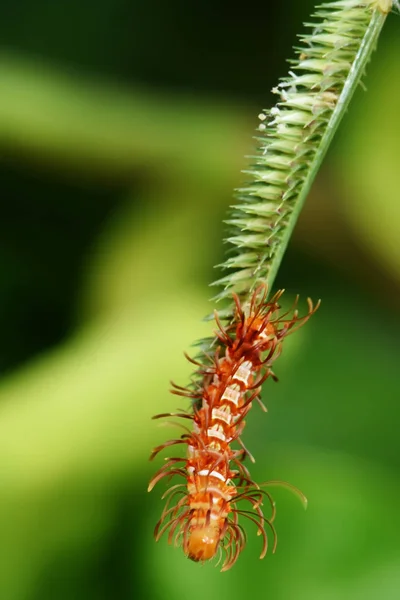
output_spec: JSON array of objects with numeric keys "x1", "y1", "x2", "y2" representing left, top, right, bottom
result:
[{"x1": 0, "y1": 1, "x2": 399, "y2": 599}]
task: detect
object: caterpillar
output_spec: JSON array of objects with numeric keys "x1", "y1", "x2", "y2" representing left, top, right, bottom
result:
[{"x1": 148, "y1": 285, "x2": 319, "y2": 571}]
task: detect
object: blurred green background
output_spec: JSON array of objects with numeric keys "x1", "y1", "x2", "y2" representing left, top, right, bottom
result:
[{"x1": 0, "y1": 1, "x2": 399, "y2": 599}]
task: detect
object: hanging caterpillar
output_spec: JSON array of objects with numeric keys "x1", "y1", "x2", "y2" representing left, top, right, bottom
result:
[{"x1": 148, "y1": 285, "x2": 319, "y2": 571}]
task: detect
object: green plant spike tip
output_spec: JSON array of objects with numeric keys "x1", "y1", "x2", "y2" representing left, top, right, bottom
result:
[{"x1": 211, "y1": 0, "x2": 395, "y2": 313}]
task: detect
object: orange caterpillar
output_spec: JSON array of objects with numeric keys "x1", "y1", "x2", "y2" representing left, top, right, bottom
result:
[{"x1": 148, "y1": 285, "x2": 319, "y2": 571}]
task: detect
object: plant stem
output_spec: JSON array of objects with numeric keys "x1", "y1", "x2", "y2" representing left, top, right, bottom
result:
[
  {"x1": 265, "y1": 7, "x2": 388, "y2": 291},
  {"x1": 212, "y1": 1, "x2": 391, "y2": 311}
]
